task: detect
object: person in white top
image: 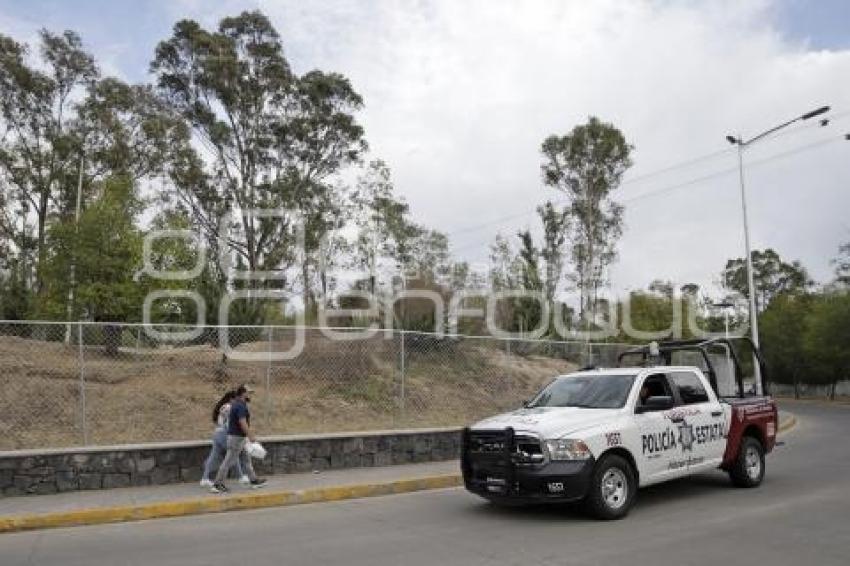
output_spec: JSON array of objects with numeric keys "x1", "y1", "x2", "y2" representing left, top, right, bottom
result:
[{"x1": 200, "y1": 390, "x2": 249, "y2": 487}]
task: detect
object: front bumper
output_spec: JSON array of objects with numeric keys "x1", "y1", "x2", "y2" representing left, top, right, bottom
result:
[{"x1": 461, "y1": 428, "x2": 594, "y2": 504}]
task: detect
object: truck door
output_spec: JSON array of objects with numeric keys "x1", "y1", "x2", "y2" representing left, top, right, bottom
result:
[
  {"x1": 633, "y1": 373, "x2": 686, "y2": 485},
  {"x1": 667, "y1": 370, "x2": 728, "y2": 471}
]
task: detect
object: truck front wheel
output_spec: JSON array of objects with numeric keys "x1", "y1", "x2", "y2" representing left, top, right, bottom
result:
[
  {"x1": 729, "y1": 436, "x2": 765, "y2": 488},
  {"x1": 583, "y1": 454, "x2": 636, "y2": 520}
]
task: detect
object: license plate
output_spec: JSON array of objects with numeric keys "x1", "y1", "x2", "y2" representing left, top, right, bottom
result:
[
  {"x1": 485, "y1": 477, "x2": 506, "y2": 493},
  {"x1": 548, "y1": 482, "x2": 564, "y2": 493}
]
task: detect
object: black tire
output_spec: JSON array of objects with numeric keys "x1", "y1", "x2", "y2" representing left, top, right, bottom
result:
[
  {"x1": 729, "y1": 436, "x2": 765, "y2": 488},
  {"x1": 583, "y1": 454, "x2": 636, "y2": 520}
]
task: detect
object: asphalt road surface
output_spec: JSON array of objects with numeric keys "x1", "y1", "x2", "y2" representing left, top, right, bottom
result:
[{"x1": 3, "y1": 400, "x2": 849, "y2": 566}]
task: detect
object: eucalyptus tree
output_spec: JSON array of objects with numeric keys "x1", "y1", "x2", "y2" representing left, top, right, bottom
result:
[
  {"x1": 350, "y1": 160, "x2": 410, "y2": 295},
  {"x1": 0, "y1": 30, "x2": 97, "y2": 296},
  {"x1": 541, "y1": 117, "x2": 632, "y2": 326},
  {"x1": 151, "y1": 11, "x2": 366, "y2": 317},
  {"x1": 1, "y1": 28, "x2": 185, "y2": 318},
  {"x1": 515, "y1": 229, "x2": 543, "y2": 333},
  {"x1": 537, "y1": 201, "x2": 570, "y2": 332}
]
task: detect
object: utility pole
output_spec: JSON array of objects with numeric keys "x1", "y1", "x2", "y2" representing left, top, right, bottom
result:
[{"x1": 65, "y1": 155, "x2": 84, "y2": 345}]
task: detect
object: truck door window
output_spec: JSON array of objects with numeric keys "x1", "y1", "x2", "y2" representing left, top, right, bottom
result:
[
  {"x1": 669, "y1": 371, "x2": 710, "y2": 404},
  {"x1": 638, "y1": 373, "x2": 674, "y2": 406}
]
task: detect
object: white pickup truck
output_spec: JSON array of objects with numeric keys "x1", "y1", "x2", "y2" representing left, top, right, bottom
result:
[{"x1": 461, "y1": 338, "x2": 778, "y2": 519}]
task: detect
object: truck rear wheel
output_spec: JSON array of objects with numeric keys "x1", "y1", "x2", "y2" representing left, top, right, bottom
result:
[
  {"x1": 583, "y1": 454, "x2": 636, "y2": 520},
  {"x1": 729, "y1": 436, "x2": 765, "y2": 488}
]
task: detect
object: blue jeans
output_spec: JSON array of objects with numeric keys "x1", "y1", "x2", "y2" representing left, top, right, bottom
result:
[
  {"x1": 214, "y1": 435, "x2": 257, "y2": 484},
  {"x1": 202, "y1": 429, "x2": 245, "y2": 480}
]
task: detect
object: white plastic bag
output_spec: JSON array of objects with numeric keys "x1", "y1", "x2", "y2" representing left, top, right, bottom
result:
[{"x1": 245, "y1": 441, "x2": 267, "y2": 460}]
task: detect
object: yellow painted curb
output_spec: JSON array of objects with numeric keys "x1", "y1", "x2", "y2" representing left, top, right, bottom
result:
[
  {"x1": 778, "y1": 414, "x2": 797, "y2": 434},
  {"x1": 0, "y1": 474, "x2": 462, "y2": 534}
]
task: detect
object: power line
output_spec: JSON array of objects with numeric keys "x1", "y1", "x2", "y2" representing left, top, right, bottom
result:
[
  {"x1": 446, "y1": 109, "x2": 850, "y2": 242},
  {"x1": 450, "y1": 131, "x2": 849, "y2": 256}
]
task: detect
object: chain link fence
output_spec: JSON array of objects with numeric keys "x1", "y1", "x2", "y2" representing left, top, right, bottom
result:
[{"x1": 0, "y1": 321, "x2": 631, "y2": 451}]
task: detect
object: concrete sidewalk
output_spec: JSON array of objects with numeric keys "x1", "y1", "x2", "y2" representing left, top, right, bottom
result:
[{"x1": 0, "y1": 460, "x2": 461, "y2": 532}]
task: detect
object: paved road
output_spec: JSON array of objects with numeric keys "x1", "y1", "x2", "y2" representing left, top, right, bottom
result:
[{"x1": 4, "y1": 401, "x2": 849, "y2": 566}]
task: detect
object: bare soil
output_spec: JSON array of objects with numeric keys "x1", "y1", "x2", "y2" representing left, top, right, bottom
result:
[{"x1": 0, "y1": 333, "x2": 577, "y2": 450}]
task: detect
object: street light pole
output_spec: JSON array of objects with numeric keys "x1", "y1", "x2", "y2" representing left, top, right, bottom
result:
[
  {"x1": 734, "y1": 141, "x2": 759, "y2": 352},
  {"x1": 726, "y1": 105, "x2": 830, "y2": 393}
]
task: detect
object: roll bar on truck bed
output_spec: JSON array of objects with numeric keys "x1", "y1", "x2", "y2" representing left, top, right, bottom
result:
[{"x1": 616, "y1": 336, "x2": 769, "y2": 399}]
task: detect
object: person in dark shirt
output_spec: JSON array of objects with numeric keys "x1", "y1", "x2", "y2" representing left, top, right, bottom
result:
[{"x1": 211, "y1": 385, "x2": 267, "y2": 493}]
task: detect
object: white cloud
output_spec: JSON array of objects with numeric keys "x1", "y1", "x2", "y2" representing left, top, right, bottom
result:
[
  {"x1": 6, "y1": 0, "x2": 848, "y2": 297},
  {"x1": 250, "y1": 0, "x2": 850, "y2": 297}
]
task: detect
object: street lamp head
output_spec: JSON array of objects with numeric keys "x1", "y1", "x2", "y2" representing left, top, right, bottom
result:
[
  {"x1": 726, "y1": 135, "x2": 739, "y2": 145},
  {"x1": 801, "y1": 105, "x2": 830, "y2": 120}
]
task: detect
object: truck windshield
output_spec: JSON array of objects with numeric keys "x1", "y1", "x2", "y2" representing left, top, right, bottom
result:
[{"x1": 527, "y1": 374, "x2": 635, "y2": 409}]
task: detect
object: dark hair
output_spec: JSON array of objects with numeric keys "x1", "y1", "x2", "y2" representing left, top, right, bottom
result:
[{"x1": 212, "y1": 390, "x2": 236, "y2": 424}]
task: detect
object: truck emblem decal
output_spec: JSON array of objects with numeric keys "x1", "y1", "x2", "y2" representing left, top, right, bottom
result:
[{"x1": 677, "y1": 420, "x2": 695, "y2": 452}]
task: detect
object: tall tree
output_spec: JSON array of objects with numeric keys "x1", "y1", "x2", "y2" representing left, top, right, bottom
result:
[
  {"x1": 151, "y1": 11, "x2": 366, "y2": 316},
  {"x1": 409, "y1": 228, "x2": 451, "y2": 284},
  {"x1": 76, "y1": 78, "x2": 188, "y2": 187},
  {"x1": 0, "y1": 30, "x2": 98, "y2": 297},
  {"x1": 489, "y1": 233, "x2": 522, "y2": 331},
  {"x1": 515, "y1": 229, "x2": 543, "y2": 333},
  {"x1": 541, "y1": 116, "x2": 632, "y2": 326},
  {"x1": 349, "y1": 160, "x2": 409, "y2": 295},
  {"x1": 722, "y1": 248, "x2": 812, "y2": 313},
  {"x1": 537, "y1": 201, "x2": 569, "y2": 331},
  {"x1": 40, "y1": 176, "x2": 145, "y2": 325}
]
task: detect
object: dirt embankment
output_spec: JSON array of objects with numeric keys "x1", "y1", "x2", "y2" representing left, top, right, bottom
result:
[{"x1": 0, "y1": 333, "x2": 577, "y2": 450}]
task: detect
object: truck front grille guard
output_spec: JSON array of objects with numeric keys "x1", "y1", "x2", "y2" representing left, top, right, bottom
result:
[{"x1": 462, "y1": 427, "x2": 546, "y2": 494}]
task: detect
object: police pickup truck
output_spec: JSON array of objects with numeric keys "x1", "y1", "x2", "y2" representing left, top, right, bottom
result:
[{"x1": 461, "y1": 338, "x2": 778, "y2": 519}]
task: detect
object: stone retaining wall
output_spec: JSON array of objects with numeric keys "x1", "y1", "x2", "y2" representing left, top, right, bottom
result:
[{"x1": 0, "y1": 428, "x2": 461, "y2": 497}]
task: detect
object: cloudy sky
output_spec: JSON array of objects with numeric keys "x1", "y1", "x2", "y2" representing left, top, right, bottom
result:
[{"x1": 2, "y1": 0, "x2": 849, "y2": 300}]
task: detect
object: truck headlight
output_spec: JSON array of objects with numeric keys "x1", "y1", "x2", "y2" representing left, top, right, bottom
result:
[{"x1": 545, "y1": 439, "x2": 591, "y2": 461}]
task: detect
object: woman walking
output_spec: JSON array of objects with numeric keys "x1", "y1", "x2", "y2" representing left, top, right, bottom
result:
[{"x1": 200, "y1": 390, "x2": 249, "y2": 487}]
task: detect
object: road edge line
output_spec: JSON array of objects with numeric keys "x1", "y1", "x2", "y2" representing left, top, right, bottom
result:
[{"x1": 0, "y1": 474, "x2": 462, "y2": 534}]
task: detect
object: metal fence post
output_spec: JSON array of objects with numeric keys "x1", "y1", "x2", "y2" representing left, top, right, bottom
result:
[
  {"x1": 399, "y1": 329, "x2": 406, "y2": 421},
  {"x1": 265, "y1": 326, "x2": 272, "y2": 428},
  {"x1": 78, "y1": 322, "x2": 88, "y2": 445}
]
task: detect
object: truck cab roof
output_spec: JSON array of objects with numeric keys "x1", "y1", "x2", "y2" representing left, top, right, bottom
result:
[{"x1": 558, "y1": 366, "x2": 706, "y2": 378}]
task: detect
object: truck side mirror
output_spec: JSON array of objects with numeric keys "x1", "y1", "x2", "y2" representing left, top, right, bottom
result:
[{"x1": 636, "y1": 395, "x2": 675, "y2": 413}]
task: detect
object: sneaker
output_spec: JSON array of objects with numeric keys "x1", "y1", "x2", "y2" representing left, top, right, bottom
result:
[
  {"x1": 210, "y1": 482, "x2": 229, "y2": 494},
  {"x1": 238, "y1": 475, "x2": 251, "y2": 485},
  {"x1": 250, "y1": 478, "x2": 267, "y2": 489},
  {"x1": 199, "y1": 479, "x2": 214, "y2": 488}
]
